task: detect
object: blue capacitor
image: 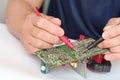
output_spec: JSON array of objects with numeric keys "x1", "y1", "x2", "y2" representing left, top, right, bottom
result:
[{"x1": 40, "y1": 60, "x2": 50, "y2": 74}]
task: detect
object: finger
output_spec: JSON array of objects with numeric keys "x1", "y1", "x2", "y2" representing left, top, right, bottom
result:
[
  {"x1": 32, "y1": 15, "x2": 64, "y2": 36},
  {"x1": 98, "y1": 36, "x2": 120, "y2": 48},
  {"x1": 104, "y1": 18, "x2": 120, "y2": 31},
  {"x1": 48, "y1": 17, "x2": 62, "y2": 26},
  {"x1": 105, "y1": 53, "x2": 120, "y2": 61},
  {"x1": 28, "y1": 35, "x2": 53, "y2": 49},
  {"x1": 109, "y1": 46, "x2": 120, "y2": 53},
  {"x1": 31, "y1": 27, "x2": 62, "y2": 44},
  {"x1": 22, "y1": 40, "x2": 39, "y2": 54},
  {"x1": 102, "y1": 24, "x2": 120, "y2": 39},
  {"x1": 41, "y1": 14, "x2": 61, "y2": 26}
]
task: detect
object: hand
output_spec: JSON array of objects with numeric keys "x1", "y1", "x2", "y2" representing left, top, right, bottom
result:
[
  {"x1": 19, "y1": 13, "x2": 64, "y2": 54},
  {"x1": 98, "y1": 18, "x2": 120, "y2": 61}
]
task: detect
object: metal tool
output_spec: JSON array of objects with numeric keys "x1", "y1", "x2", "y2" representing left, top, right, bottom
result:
[
  {"x1": 81, "y1": 37, "x2": 104, "y2": 54},
  {"x1": 87, "y1": 37, "x2": 104, "y2": 50}
]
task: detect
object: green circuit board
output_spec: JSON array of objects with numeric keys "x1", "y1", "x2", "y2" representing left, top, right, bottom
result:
[{"x1": 37, "y1": 38, "x2": 108, "y2": 68}]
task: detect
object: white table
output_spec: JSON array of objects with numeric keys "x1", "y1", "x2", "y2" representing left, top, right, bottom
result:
[{"x1": 0, "y1": 23, "x2": 120, "y2": 80}]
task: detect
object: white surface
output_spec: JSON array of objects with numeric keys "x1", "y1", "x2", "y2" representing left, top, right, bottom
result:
[{"x1": 0, "y1": 23, "x2": 120, "y2": 80}]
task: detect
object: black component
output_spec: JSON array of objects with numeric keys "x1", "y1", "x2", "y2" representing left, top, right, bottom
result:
[
  {"x1": 87, "y1": 58, "x2": 111, "y2": 72},
  {"x1": 87, "y1": 37, "x2": 104, "y2": 50}
]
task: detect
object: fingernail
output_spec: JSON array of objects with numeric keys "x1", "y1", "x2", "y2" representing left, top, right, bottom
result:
[
  {"x1": 102, "y1": 32, "x2": 110, "y2": 39},
  {"x1": 104, "y1": 54, "x2": 111, "y2": 61},
  {"x1": 58, "y1": 29, "x2": 64, "y2": 36},
  {"x1": 103, "y1": 26, "x2": 111, "y2": 30}
]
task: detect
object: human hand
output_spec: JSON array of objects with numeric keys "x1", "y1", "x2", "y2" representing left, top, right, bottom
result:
[
  {"x1": 19, "y1": 13, "x2": 64, "y2": 54},
  {"x1": 98, "y1": 18, "x2": 120, "y2": 61}
]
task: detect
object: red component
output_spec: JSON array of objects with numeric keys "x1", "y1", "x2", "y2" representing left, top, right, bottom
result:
[
  {"x1": 77, "y1": 34, "x2": 86, "y2": 41},
  {"x1": 34, "y1": 7, "x2": 41, "y2": 16},
  {"x1": 79, "y1": 34, "x2": 86, "y2": 40},
  {"x1": 93, "y1": 54, "x2": 105, "y2": 64},
  {"x1": 59, "y1": 36, "x2": 74, "y2": 49}
]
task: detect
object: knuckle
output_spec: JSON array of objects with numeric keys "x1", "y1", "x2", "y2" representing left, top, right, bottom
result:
[
  {"x1": 110, "y1": 30, "x2": 116, "y2": 37},
  {"x1": 54, "y1": 18, "x2": 62, "y2": 25},
  {"x1": 108, "y1": 18, "x2": 115, "y2": 24},
  {"x1": 37, "y1": 17, "x2": 46, "y2": 27},
  {"x1": 30, "y1": 27, "x2": 36, "y2": 33},
  {"x1": 47, "y1": 16, "x2": 54, "y2": 20},
  {"x1": 109, "y1": 18, "x2": 116, "y2": 21},
  {"x1": 36, "y1": 42, "x2": 43, "y2": 47},
  {"x1": 103, "y1": 30, "x2": 115, "y2": 39},
  {"x1": 115, "y1": 18, "x2": 120, "y2": 23},
  {"x1": 36, "y1": 29, "x2": 43, "y2": 37},
  {"x1": 108, "y1": 18, "x2": 120, "y2": 24},
  {"x1": 32, "y1": 28, "x2": 44, "y2": 39}
]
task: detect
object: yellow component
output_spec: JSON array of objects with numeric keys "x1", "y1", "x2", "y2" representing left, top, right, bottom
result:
[{"x1": 70, "y1": 62, "x2": 78, "y2": 68}]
